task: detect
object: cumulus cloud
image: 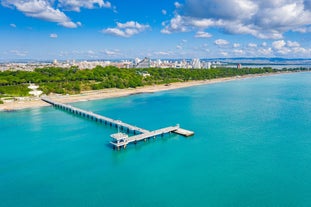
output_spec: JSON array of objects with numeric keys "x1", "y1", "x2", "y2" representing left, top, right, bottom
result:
[
  {"x1": 174, "y1": 2, "x2": 182, "y2": 8},
  {"x1": 1, "y1": 0, "x2": 111, "y2": 28},
  {"x1": 272, "y1": 40, "x2": 286, "y2": 50},
  {"x1": 220, "y1": 51, "x2": 228, "y2": 56},
  {"x1": 233, "y1": 43, "x2": 240, "y2": 48},
  {"x1": 195, "y1": 31, "x2": 212, "y2": 38},
  {"x1": 162, "y1": 9, "x2": 167, "y2": 15},
  {"x1": 154, "y1": 51, "x2": 171, "y2": 56},
  {"x1": 248, "y1": 43, "x2": 257, "y2": 47},
  {"x1": 103, "y1": 21, "x2": 150, "y2": 37},
  {"x1": 161, "y1": 15, "x2": 188, "y2": 34},
  {"x1": 162, "y1": 0, "x2": 311, "y2": 39},
  {"x1": 176, "y1": 45, "x2": 183, "y2": 50},
  {"x1": 215, "y1": 39, "x2": 229, "y2": 46},
  {"x1": 270, "y1": 39, "x2": 309, "y2": 56},
  {"x1": 287, "y1": 41, "x2": 300, "y2": 47},
  {"x1": 234, "y1": 49, "x2": 245, "y2": 55},
  {"x1": 258, "y1": 47, "x2": 273, "y2": 56},
  {"x1": 102, "y1": 49, "x2": 120, "y2": 56},
  {"x1": 49, "y1": 33, "x2": 58, "y2": 38},
  {"x1": 58, "y1": 0, "x2": 111, "y2": 12}
]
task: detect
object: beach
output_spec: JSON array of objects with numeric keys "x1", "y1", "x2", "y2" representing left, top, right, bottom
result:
[{"x1": 0, "y1": 73, "x2": 285, "y2": 111}]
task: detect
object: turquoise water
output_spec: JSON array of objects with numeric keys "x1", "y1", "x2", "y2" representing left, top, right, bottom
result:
[{"x1": 1, "y1": 72, "x2": 311, "y2": 207}]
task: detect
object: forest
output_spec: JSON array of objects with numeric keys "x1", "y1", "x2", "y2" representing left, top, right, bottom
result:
[{"x1": 0, "y1": 65, "x2": 286, "y2": 98}]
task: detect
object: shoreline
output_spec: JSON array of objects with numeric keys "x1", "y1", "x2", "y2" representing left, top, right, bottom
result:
[{"x1": 0, "y1": 72, "x2": 295, "y2": 111}]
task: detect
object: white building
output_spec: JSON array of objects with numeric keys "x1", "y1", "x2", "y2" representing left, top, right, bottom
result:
[
  {"x1": 192, "y1": 58, "x2": 201, "y2": 69},
  {"x1": 202, "y1": 61, "x2": 212, "y2": 69},
  {"x1": 135, "y1": 57, "x2": 151, "y2": 68}
]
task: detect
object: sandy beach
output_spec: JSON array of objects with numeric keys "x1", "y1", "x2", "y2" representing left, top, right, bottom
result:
[{"x1": 0, "y1": 73, "x2": 285, "y2": 111}]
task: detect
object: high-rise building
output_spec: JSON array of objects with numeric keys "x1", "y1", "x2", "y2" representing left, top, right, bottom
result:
[
  {"x1": 135, "y1": 57, "x2": 151, "y2": 68},
  {"x1": 192, "y1": 58, "x2": 201, "y2": 69}
]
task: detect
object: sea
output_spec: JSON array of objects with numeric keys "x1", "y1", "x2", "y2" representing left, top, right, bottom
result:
[{"x1": 1, "y1": 72, "x2": 311, "y2": 207}]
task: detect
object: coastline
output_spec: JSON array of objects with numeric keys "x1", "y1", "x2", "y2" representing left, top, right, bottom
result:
[{"x1": 0, "y1": 72, "x2": 292, "y2": 111}]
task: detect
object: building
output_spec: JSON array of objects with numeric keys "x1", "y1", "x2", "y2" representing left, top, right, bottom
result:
[
  {"x1": 192, "y1": 58, "x2": 201, "y2": 69},
  {"x1": 135, "y1": 57, "x2": 151, "y2": 68},
  {"x1": 202, "y1": 61, "x2": 212, "y2": 69}
]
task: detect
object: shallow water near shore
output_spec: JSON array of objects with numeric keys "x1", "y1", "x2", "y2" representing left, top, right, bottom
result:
[{"x1": 1, "y1": 72, "x2": 311, "y2": 207}]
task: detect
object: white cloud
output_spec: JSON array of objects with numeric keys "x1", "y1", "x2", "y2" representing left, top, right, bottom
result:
[
  {"x1": 103, "y1": 21, "x2": 150, "y2": 37},
  {"x1": 49, "y1": 33, "x2": 58, "y2": 38},
  {"x1": 220, "y1": 51, "x2": 228, "y2": 56},
  {"x1": 258, "y1": 47, "x2": 273, "y2": 56},
  {"x1": 287, "y1": 41, "x2": 300, "y2": 47},
  {"x1": 161, "y1": 15, "x2": 188, "y2": 34},
  {"x1": 162, "y1": 0, "x2": 311, "y2": 39},
  {"x1": 154, "y1": 51, "x2": 171, "y2": 56},
  {"x1": 233, "y1": 43, "x2": 240, "y2": 48},
  {"x1": 87, "y1": 50, "x2": 95, "y2": 55},
  {"x1": 58, "y1": 0, "x2": 111, "y2": 12},
  {"x1": 174, "y1": 2, "x2": 182, "y2": 8},
  {"x1": 2, "y1": 0, "x2": 111, "y2": 28},
  {"x1": 102, "y1": 49, "x2": 120, "y2": 56},
  {"x1": 292, "y1": 47, "x2": 310, "y2": 54},
  {"x1": 248, "y1": 43, "x2": 257, "y2": 47},
  {"x1": 10, "y1": 23, "x2": 16, "y2": 28},
  {"x1": 195, "y1": 31, "x2": 212, "y2": 38},
  {"x1": 2, "y1": 0, "x2": 77, "y2": 28},
  {"x1": 234, "y1": 49, "x2": 245, "y2": 55},
  {"x1": 176, "y1": 45, "x2": 183, "y2": 50},
  {"x1": 270, "y1": 39, "x2": 309, "y2": 56},
  {"x1": 272, "y1": 40, "x2": 286, "y2": 50},
  {"x1": 162, "y1": 9, "x2": 167, "y2": 15},
  {"x1": 272, "y1": 40, "x2": 292, "y2": 55},
  {"x1": 9, "y1": 50, "x2": 28, "y2": 57},
  {"x1": 262, "y1": 42, "x2": 267, "y2": 47},
  {"x1": 215, "y1": 39, "x2": 229, "y2": 46}
]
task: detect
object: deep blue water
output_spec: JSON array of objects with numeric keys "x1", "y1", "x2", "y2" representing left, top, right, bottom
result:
[{"x1": 1, "y1": 72, "x2": 311, "y2": 207}]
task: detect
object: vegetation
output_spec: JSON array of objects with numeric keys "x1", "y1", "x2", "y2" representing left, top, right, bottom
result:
[
  {"x1": 0, "y1": 99, "x2": 3, "y2": 104},
  {"x1": 0, "y1": 65, "x2": 301, "y2": 97}
]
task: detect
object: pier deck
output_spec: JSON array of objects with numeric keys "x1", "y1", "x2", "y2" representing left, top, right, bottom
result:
[
  {"x1": 110, "y1": 125, "x2": 180, "y2": 149},
  {"x1": 42, "y1": 97, "x2": 194, "y2": 150},
  {"x1": 42, "y1": 97, "x2": 149, "y2": 134}
]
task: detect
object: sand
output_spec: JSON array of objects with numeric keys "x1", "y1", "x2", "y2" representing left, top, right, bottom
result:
[{"x1": 0, "y1": 73, "x2": 284, "y2": 111}]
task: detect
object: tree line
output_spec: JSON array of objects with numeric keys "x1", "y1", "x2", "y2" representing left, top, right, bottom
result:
[{"x1": 0, "y1": 65, "x2": 280, "y2": 97}]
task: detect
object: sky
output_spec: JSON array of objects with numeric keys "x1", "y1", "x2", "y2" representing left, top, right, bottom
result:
[{"x1": 1, "y1": 0, "x2": 311, "y2": 60}]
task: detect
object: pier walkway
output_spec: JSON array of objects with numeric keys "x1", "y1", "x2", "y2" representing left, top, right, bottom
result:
[
  {"x1": 42, "y1": 97, "x2": 194, "y2": 150},
  {"x1": 42, "y1": 97, "x2": 149, "y2": 134},
  {"x1": 110, "y1": 125, "x2": 180, "y2": 149}
]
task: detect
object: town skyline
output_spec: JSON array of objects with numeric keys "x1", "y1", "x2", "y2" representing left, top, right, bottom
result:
[{"x1": 2, "y1": 0, "x2": 311, "y2": 60}]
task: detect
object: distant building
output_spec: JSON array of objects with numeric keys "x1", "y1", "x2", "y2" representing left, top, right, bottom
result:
[
  {"x1": 135, "y1": 57, "x2": 151, "y2": 68},
  {"x1": 237, "y1": 63, "x2": 242, "y2": 69},
  {"x1": 192, "y1": 58, "x2": 201, "y2": 69},
  {"x1": 202, "y1": 61, "x2": 212, "y2": 69},
  {"x1": 134, "y1": 58, "x2": 141, "y2": 65}
]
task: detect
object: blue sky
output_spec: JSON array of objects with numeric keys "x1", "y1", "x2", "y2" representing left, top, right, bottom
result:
[{"x1": 1, "y1": 0, "x2": 311, "y2": 60}]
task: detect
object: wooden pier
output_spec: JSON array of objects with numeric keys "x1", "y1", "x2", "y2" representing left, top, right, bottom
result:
[{"x1": 42, "y1": 97, "x2": 194, "y2": 150}]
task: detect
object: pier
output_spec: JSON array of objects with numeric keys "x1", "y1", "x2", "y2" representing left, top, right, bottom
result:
[{"x1": 42, "y1": 97, "x2": 194, "y2": 150}]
